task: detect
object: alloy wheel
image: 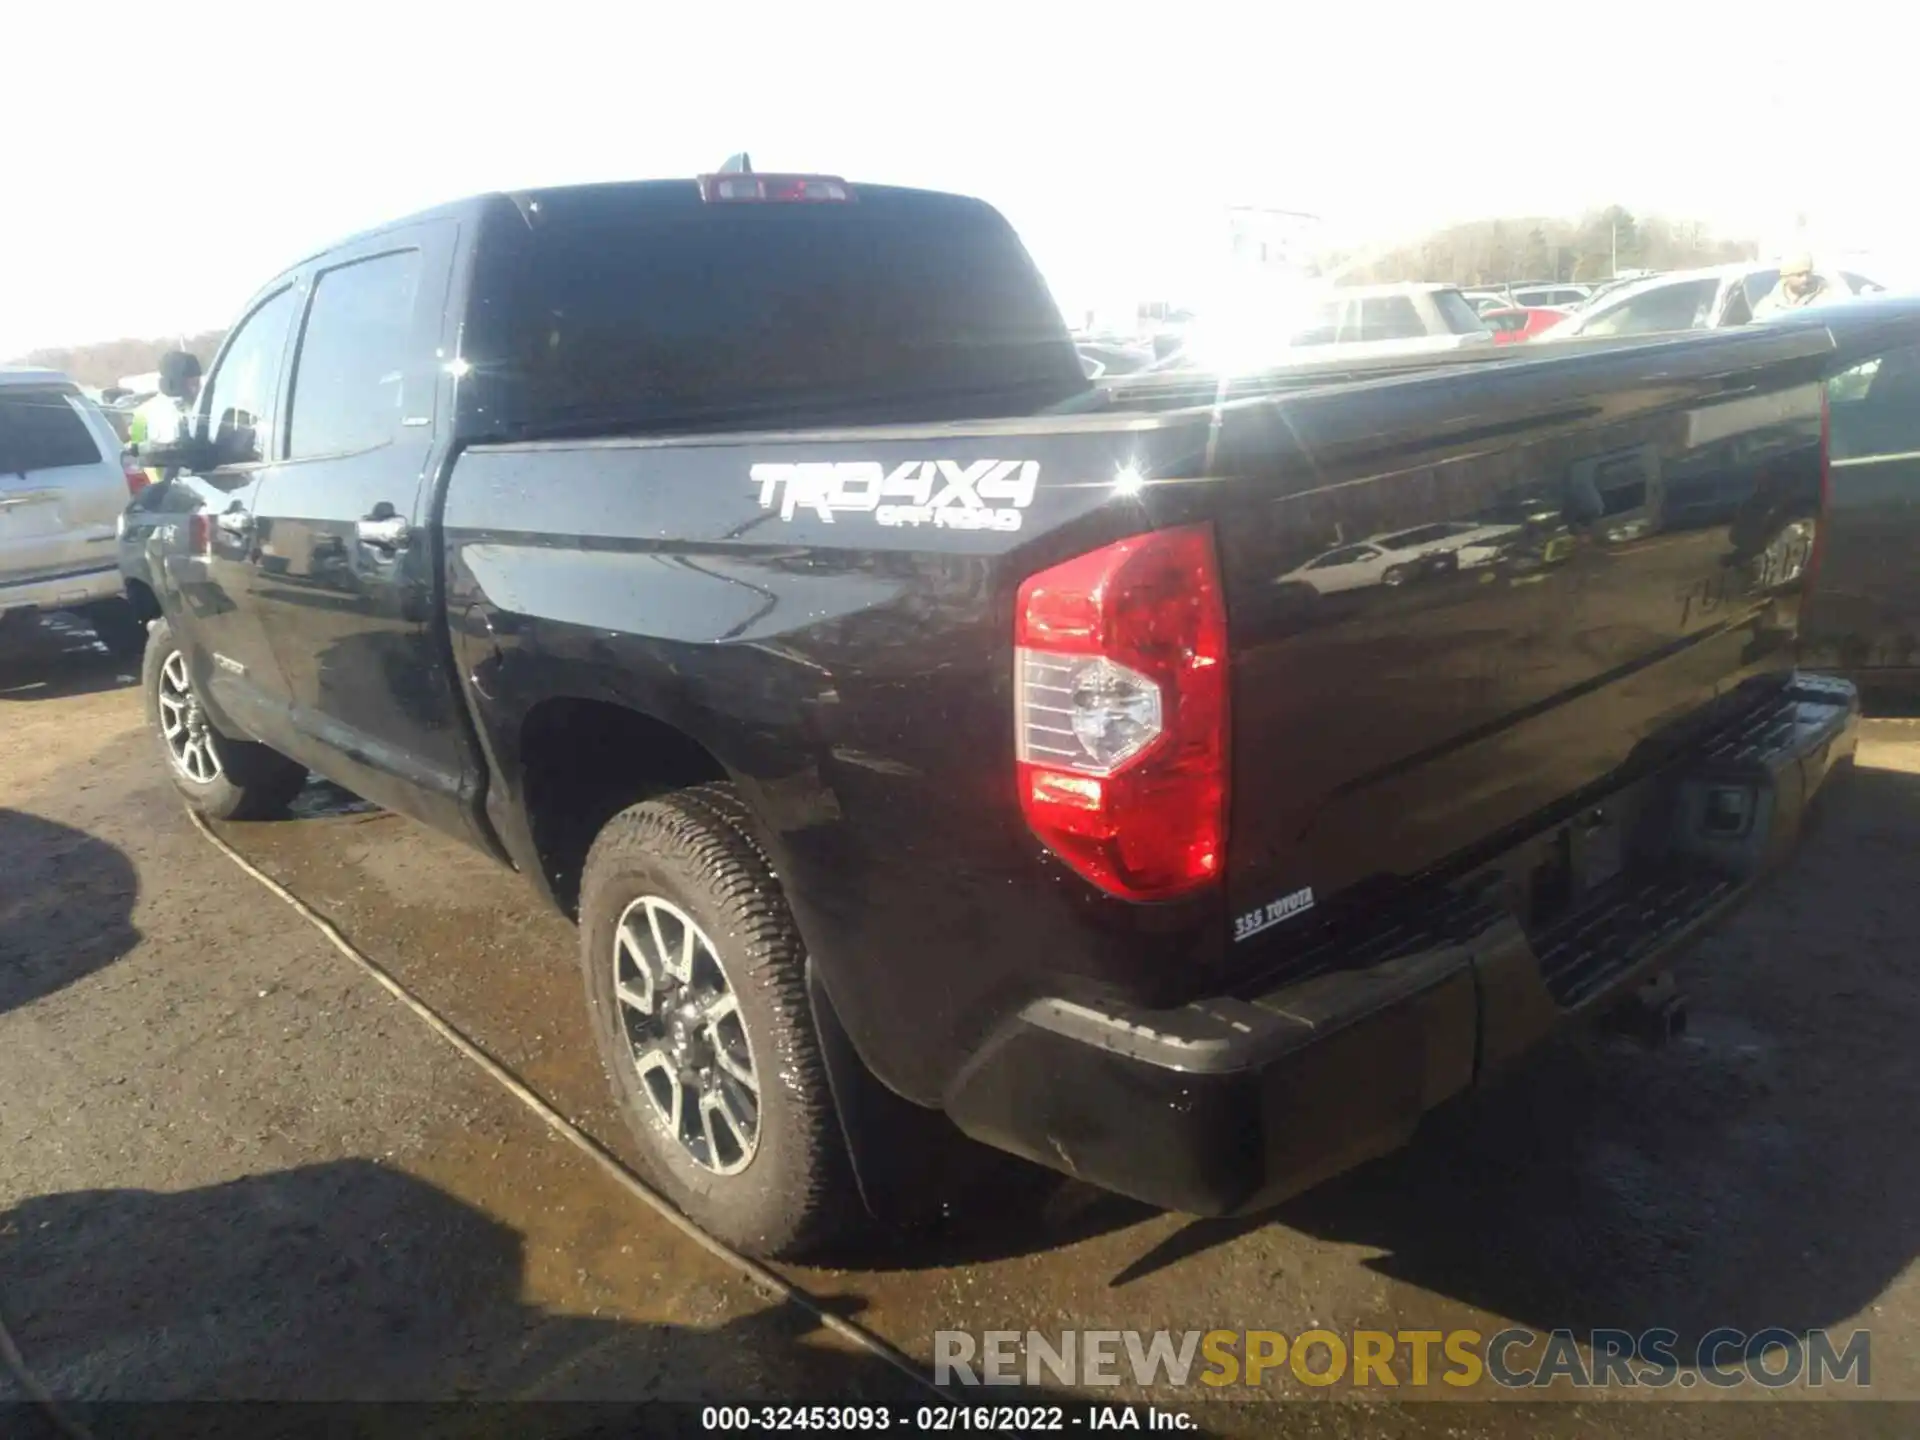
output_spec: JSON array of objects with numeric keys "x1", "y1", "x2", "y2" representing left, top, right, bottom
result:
[{"x1": 612, "y1": 895, "x2": 761, "y2": 1174}]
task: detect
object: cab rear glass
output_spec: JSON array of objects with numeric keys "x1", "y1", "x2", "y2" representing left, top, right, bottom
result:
[{"x1": 477, "y1": 184, "x2": 1087, "y2": 435}]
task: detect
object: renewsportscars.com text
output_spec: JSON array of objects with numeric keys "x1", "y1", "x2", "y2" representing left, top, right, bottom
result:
[{"x1": 934, "y1": 1327, "x2": 1871, "y2": 1391}]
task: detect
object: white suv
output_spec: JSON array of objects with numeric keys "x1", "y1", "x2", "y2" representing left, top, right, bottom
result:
[{"x1": 1, "y1": 368, "x2": 149, "y2": 656}]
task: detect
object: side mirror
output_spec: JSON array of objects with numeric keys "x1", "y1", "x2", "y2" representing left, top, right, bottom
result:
[
  {"x1": 134, "y1": 434, "x2": 218, "y2": 473},
  {"x1": 210, "y1": 407, "x2": 264, "y2": 467}
]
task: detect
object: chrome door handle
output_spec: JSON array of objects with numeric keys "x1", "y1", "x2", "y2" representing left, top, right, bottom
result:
[{"x1": 355, "y1": 515, "x2": 411, "y2": 550}]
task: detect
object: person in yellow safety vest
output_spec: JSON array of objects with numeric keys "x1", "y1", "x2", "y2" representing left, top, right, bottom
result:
[{"x1": 128, "y1": 350, "x2": 203, "y2": 486}]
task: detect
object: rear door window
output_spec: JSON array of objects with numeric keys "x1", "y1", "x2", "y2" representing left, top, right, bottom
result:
[
  {"x1": 287, "y1": 249, "x2": 425, "y2": 459},
  {"x1": 0, "y1": 389, "x2": 102, "y2": 474},
  {"x1": 1358, "y1": 296, "x2": 1425, "y2": 341},
  {"x1": 1308, "y1": 544, "x2": 1377, "y2": 568}
]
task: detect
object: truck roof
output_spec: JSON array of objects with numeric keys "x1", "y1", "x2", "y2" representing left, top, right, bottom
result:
[{"x1": 275, "y1": 177, "x2": 989, "y2": 280}]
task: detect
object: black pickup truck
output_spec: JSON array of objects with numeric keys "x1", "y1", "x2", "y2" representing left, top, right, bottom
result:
[{"x1": 125, "y1": 170, "x2": 1869, "y2": 1258}]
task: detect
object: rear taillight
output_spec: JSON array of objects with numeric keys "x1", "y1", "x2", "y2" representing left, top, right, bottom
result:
[
  {"x1": 1014, "y1": 523, "x2": 1229, "y2": 901},
  {"x1": 123, "y1": 454, "x2": 150, "y2": 497},
  {"x1": 187, "y1": 513, "x2": 212, "y2": 556},
  {"x1": 1804, "y1": 387, "x2": 1833, "y2": 599}
]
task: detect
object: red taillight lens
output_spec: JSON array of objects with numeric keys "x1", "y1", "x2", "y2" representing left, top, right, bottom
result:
[
  {"x1": 187, "y1": 513, "x2": 212, "y2": 555},
  {"x1": 1014, "y1": 523, "x2": 1229, "y2": 901},
  {"x1": 123, "y1": 454, "x2": 150, "y2": 497}
]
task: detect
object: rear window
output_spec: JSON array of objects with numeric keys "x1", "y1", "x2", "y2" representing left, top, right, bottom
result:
[
  {"x1": 0, "y1": 389, "x2": 103, "y2": 474},
  {"x1": 1432, "y1": 290, "x2": 1488, "y2": 335},
  {"x1": 481, "y1": 185, "x2": 1085, "y2": 434}
]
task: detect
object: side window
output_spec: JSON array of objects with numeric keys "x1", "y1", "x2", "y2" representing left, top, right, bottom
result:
[
  {"x1": 1359, "y1": 296, "x2": 1425, "y2": 341},
  {"x1": 286, "y1": 249, "x2": 425, "y2": 459},
  {"x1": 1291, "y1": 301, "x2": 1343, "y2": 347},
  {"x1": 1743, "y1": 270, "x2": 1781, "y2": 308},
  {"x1": 201, "y1": 287, "x2": 299, "y2": 465},
  {"x1": 1309, "y1": 544, "x2": 1375, "y2": 568},
  {"x1": 1581, "y1": 280, "x2": 1718, "y2": 337},
  {"x1": 1831, "y1": 344, "x2": 1920, "y2": 459}
]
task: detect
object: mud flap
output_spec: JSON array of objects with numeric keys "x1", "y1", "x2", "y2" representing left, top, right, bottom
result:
[{"x1": 805, "y1": 959, "x2": 986, "y2": 1228}]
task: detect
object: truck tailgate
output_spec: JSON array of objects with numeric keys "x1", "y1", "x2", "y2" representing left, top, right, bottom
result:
[{"x1": 1208, "y1": 326, "x2": 1832, "y2": 944}]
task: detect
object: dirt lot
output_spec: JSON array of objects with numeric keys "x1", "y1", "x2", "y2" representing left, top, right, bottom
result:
[{"x1": 4, "y1": 615, "x2": 1918, "y2": 1436}]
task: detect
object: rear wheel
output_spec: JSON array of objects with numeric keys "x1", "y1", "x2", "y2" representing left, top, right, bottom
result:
[
  {"x1": 579, "y1": 785, "x2": 856, "y2": 1258},
  {"x1": 142, "y1": 618, "x2": 307, "y2": 820}
]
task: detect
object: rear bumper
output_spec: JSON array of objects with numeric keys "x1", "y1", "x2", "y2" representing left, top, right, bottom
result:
[
  {"x1": 0, "y1": 562, "x2": 123, "y2": 615},
  {"x1": 942, "y1": 673, "x2": 1859, "y2": 1216}
]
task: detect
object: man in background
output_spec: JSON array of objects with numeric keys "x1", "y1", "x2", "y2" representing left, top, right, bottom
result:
[
  {"x1": 1752, "y1": 255, "x2": 1840, "y2": 319},
  {"x1": 129, "y1": 350, "x2": 202, "y2": 486}
]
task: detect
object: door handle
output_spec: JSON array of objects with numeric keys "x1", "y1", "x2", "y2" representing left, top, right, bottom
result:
[
  {"x1": 356, "y1": 513, "x2": 412, "y2": 550},
  {"x1": 215, "y1": 509, "x2": 252, "y2": 535}
]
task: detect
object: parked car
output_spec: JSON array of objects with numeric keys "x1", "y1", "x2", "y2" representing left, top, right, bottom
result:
[
  {"x1": 1162, "y1": 282, "x2": 1493, "y2": 371},
  {"x1": 1797, "y1": 294, "x2": 1920, "y2": 693},
  {"x1": 1, "y1": 368, "x2": 151, "y2": 655},
  {"x1": 1480, "y1": 306, "x2": 1571, "y2": 344},
  {"x1": 1543, "y1": 262, "x2": 1884, "y2": 340},
  {"x1": 1278, "y1": 520, "x2": 1523, "y2": 593},
  {"x1": 129, "y1": 170, "x2": 1867, "y2": 1259},
  {"x1": 1464, "y1": 290, "x2": 1513, "y2": 316},
  {"x1": 1507, "y1": 283, "x2": 1591, "y2": 309}
]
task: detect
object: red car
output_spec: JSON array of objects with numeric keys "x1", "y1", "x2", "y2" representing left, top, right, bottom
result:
[{"x1": 1482, "y1": 306, "x2": 1570, "y2": 344}]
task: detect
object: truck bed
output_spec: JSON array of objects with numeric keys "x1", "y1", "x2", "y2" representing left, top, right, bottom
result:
[{"x1": 440, "y1": 320, "x2": 1836, "y2": 1107}]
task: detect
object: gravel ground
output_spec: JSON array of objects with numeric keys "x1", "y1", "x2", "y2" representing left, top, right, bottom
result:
[{"x1": 3, "y1": 615, "x2": 1917, "y2": 1437}]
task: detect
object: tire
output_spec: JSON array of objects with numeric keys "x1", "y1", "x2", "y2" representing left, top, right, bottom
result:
[
  {"x1": 1382, "y1": 564, "x2": 1410, "y2": 587},
  {"x1": 83, "y1": 599, "x2": 148, "y2": 660},
  {"x1": 142, "y1": 618, "x2": 308, "y2": 820},
  {"x1": 579, "y1": 785, "x2": 856, "y2": 1258}
]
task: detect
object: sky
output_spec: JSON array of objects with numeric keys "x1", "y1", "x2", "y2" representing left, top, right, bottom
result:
[{"x1": 5, "y1": 0, "x2": 1912, "y2": 358}]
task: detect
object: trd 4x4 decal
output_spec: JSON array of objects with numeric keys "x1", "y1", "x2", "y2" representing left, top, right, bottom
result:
[{"x1": 751, "y1": 459, "x2": 1040, "y2": 531}]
